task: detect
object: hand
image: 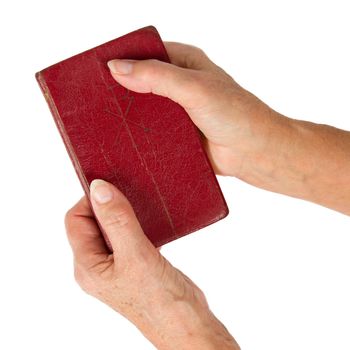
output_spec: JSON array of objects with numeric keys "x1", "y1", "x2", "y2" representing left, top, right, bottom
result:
[
  {"x1": 65, "y1": 179, "x2": 240, "y2": 350},
  {"x1": 107, "y1": 42, "x2": 350, "y2": 215},
  {"x1": 107, "y1": 41, "x2": 270, "y2": 178}
]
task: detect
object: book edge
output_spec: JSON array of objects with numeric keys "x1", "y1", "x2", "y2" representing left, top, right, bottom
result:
[
  {"x1": 35, "y1": 71, "x2": 91, "y2": 198},
  {"x1": 37, "y1": 25, "x2": 158, "y2": 74}
]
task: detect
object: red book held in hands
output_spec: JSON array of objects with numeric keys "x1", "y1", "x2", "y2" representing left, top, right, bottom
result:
[{"x1": 35, "y1": 25, "x2": 229, "y2": 248}]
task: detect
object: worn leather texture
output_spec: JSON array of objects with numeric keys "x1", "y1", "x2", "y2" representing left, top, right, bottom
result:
[{"x1": 35, "y1": 25, "x2": 229, "y2": 248}]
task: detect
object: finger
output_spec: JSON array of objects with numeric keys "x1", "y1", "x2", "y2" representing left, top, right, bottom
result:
[
  {"x1": 89, "y1": 179, "x2": 158, "y2": 263},
  {"x1": 163, "y1": 41, "x2": 215, "y2": 70},
  {"x1": 107, "y1": 58, "x2": 209, "y2": 110},
  {"x1": 65, "y1": 196, "x2": 110, "y2": 268}
]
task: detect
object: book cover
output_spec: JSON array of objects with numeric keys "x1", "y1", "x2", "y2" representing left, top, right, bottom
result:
[{"x1": 35, "y1": 25, "x2": 229, "y2": 248}]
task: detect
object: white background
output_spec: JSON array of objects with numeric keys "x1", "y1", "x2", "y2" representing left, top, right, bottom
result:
[{"x1": 1, "y1": 0, "x2": 349, "y2": 349}]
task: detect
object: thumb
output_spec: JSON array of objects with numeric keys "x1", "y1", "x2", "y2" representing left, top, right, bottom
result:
[
  {"x1": 89, "y1": 179, "x2": 157, "y2": 262},
  {"x1": 107, "y1": 58, "x2": 208, "y2": 110}
]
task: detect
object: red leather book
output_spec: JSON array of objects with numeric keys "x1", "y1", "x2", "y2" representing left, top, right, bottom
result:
[{"x1": 35, "y1": 26, "x2": 229, "y2": 248}]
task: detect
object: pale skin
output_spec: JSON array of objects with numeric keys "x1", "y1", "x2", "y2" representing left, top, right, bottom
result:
[{"x1": 65, "y1": 42, "x2": 350, "y2": 350}]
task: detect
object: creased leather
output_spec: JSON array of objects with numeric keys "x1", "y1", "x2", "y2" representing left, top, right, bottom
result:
[{"x1": 35, "y1": 26, "x2": 229, "y2": 248}]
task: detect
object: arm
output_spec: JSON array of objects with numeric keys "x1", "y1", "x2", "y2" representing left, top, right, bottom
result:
[
  {"x1": 107, "y1": 41, "x2": 350, "y2": 215},
  {"x1": 231, "y1": 109, "x2": 350, "y2": 215}
]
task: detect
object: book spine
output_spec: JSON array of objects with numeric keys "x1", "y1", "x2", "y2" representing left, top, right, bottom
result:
[{"x1": 35, "y1": 72, "x2": 91, "y2": 197}]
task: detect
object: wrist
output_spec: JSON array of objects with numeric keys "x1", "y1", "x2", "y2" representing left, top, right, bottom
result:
[
  {"x1": 136, "y1": 295, "x2": 240, "y2": 350},
  {"x1": 226, "y1": 103, "x2": 297, "y2": 183},
  {"x1": 210, "y1": 97, "x2": 290, "y2": 179}
]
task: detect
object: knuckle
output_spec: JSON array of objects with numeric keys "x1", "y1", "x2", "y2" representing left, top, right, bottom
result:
[
  {"x1": 192, "y1": 45, "x2": 207, "y2": 57},
  {"x1": 103, "y1": 204, "x2": 131, "y2": 230},
  {"x1": 73, "y1": 264, "x2": 96, "y2": 294},
  {"x1": 185, "y1": 45, "x2": 210, "y2": 68},
  {"x1": 64, "y1": 208, "x2": 74, "y2": 228},
  {"x1": 74, "y1": 264, "x2": 87, "y2": 289},
  {"x1": 146, "y1": 58, "x2": 160, "y2": 66},
  {"x1": 140, "y1": 59, "x2": 160, "y2": 78},
  {"x1": 73, "y1": 265, "x2": 83, "y2": 284}
]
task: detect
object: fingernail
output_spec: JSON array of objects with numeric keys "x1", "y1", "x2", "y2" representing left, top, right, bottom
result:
[
  {"x1": 107, "y1": 59, "x2": 133, "y2": 74},
  {"x1": 90, "y1": 179, "x2": 114, "y2": 204}
]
